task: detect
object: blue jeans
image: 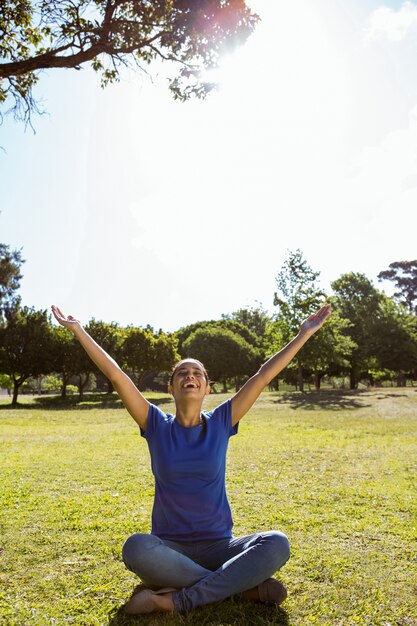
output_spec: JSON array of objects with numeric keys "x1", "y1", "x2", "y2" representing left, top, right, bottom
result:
[{"x1": 122, "y1": 531, "x2": 290, "y2": 612}]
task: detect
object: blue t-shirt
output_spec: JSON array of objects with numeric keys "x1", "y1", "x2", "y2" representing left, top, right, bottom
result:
[{"x1": 141, "y1": 399, "x2": 238, "y2": 542}]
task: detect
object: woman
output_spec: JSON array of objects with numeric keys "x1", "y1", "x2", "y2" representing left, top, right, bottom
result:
[{"x1": 51, "y1": 303, "x2": 331, "y2": 615}]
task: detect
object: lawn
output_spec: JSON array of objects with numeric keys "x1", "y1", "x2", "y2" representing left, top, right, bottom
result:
[{"x1": 1, "y1": 389, "x2": 416, "y2": 626}]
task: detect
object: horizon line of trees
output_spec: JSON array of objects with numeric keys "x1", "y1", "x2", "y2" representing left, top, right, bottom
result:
[{"x1": 1, "y1": 243, "x2": 417, "y2": 406}]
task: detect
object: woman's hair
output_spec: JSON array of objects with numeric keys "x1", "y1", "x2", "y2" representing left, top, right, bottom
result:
[{"x1": 169, "y1": 359, "x2": 209, "y2": 386}]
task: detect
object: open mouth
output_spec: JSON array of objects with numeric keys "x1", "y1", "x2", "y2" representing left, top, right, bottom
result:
[{"x1": 183, "y1": 382, "x2": 198, "y2": 389}]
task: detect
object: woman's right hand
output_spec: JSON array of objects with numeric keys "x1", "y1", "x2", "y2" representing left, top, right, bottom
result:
[{"x1": 51, "y1": 305, "x2": 82, "y2": 334}]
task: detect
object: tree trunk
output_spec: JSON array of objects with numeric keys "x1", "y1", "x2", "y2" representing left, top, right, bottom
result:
[
  {"x1": 314, "y1": 372, "x2": 322, "y2": 391},
  {"x1": 61, "y1": 373, "x2": 69, "y2": 399},
  {"x1": 349, "y1": 369, "x2": 356, "y2": 390},
  {"x1": 107, "y1": 378, "x2": 114, "y2": 393},
  {"x1": 12, "y1": 380, "x2": 20, "y2": 406},
  {"x1": 235, "y1": 377, "x2": 244, "y2": 392},
  {"x1": 36, "y1": 375, "x2": 43, "y2": 394},
  {"x1": 396, "y1": 373, "x2": 406, "y2": 387},
  {"x1": 136, "y1": 370, "x2": 146, "y2": 391},
  {"x1": 297, "y1": 361, "x2": 304, "y2": 392},
  {"x1": 269, "y1": 377, "x2": 279, "y2": 391},
  {"x1": 78, "y1": 372, "x2": 90, "y2": 401}
]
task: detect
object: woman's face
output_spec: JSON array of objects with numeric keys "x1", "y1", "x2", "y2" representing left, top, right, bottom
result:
[{"x1": 168, "y1": 360, "x2": 210, "y2": 399}]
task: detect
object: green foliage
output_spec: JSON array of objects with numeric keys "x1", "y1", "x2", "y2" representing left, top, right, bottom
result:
[
  {"x1": 85, "y1": 319, "x2": 123, "y2": 354},
  {"x1": 84, "y1": 319, "x2": 124, "y2": 386},
  {"x1": 330, "y1": 274, "x2": 417, "y2": 386},
  {"x1": 271, "y1": 250, "x2": 335, "y2": 390},
  {"x1": 0, "y1": 306, "x2": 55, "y2": 404},
  {"x1": 378, "y1": 259, "x2": 417, "y2": 314},
  {"x1": 153, "y1": 331, "x2": 179, "y2": 372},
  {"x1": 49, "y1": 325, "x2": 80, "y2": 397},
  {"x1": 182, "y1": 325, "x2": 261, "y2": 386},
  {"x1": 2, "y1": 245, "x2": 416, "y2": 399},
  {"x1": 0, "y1": 373, "x2": 12, "y2": 389},
  {"x1": 49, "y1": 321, "x2": 178, "y2": 394},
  {"x1": 176, "y1": 318, "x2": 261, "y2": 358},
  {"x1": 66, "y1": 335, "x2": 95, "y2": 399},
  {"x1": 122, "y1": 325, "x2": 179, "y2": 384},
  {"x1": 372, "y1": 295, "x2": 417, "y2": 375},
  {"x1": 331, "y1": 273, "x2": 383, "y2": 388},
  {"x1": 297, "y1": 308, "x2": 356, "y2": 388},
  {"x1": 41, "y1": 374, "x2": 62, "y2": 392},
  {"x1": 0, "y1": 1, "x2": 259, "y2": 125},
  {"x1": 332, "y1": 272, "x2": 382, "y2": 321},
  {"x1": 0, "y1": 243, "x2": 25, "y2": 320},
  {"x1": 274, "y1": 249, "x2": 326, "y2": 339},
  {"x1": 222, "y1": 304, "x2": 270, "y2": 349}
]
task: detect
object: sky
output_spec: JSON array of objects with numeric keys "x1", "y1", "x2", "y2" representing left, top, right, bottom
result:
[{"x1": 1, "y1": 0, "x2": 417, "y2": 332}]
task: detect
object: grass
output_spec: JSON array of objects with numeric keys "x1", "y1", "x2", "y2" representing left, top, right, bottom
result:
[{"x1": 1, "y1": 389, "x2": 416, "y2": 626}]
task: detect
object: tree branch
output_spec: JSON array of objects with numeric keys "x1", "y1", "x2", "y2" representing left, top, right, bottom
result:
[{"x1": 0, "y1": 31, "x2": 167, "y2": 78}]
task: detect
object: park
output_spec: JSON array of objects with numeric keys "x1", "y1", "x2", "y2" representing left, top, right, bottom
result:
[
  {"x1": 1, "y1": 386, "x2": 416, "y2": 625},
  {"x1": 2, "y1": 0, "x2": 417, "y2": 624}
]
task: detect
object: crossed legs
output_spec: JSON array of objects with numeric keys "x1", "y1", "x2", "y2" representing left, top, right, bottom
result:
[{"x1": 122, "y1": 531, "x2": 290, "y2": 613}]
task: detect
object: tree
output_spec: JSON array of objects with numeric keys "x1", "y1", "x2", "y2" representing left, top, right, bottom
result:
[
  {"x1": 331, "y1": 273, "x2": 383, "y2": 389},
  {"x1": 50, "y1": 325, "x2": 80, "y2": 398},
  {"x1": 296, "y1": 309, "x2": 356, "y2": 390},
  {"x1": 372, "y1": 295, "x2": 417, "y2": 385},
  {"x1": 0, "y1": 0, "x2": 259, "y2": 125},
  {"x1": 70, "y1": 335, "x2": 100, "y2": 400},
  {"x1": 222, "y1": 304, "x2": 270, "y2": 348},
  {"x1": 378, "y1": 260, "x2": 417, "y2": 315},
  {"x1": 176, "y1": 318, "x2": 261, "y2": 358},
  {"x1": 51, "y1": 320, "x2": 126, "y2": 398},
  {"x1": 50, "y1": 323, "x2": 94, "y2": 400},
  {"x1": 182, "y1": 326, "x2": 261, "y2": 392},
  {"x1": 153, "y1": 332, "x2": 180, "y2": 377},
  {"x1": 85, "y1": 319, "x2": 124, "y2": 392},
  {"x1": 122, "y1": 326, "x2": 178, "y2": 387},
  {"x1": 0, "y1": 243, "x2": 25, "y2": 320},
  {"x1": 273, "y1": 250, "x2": 326, "y2": 391},
  {"x1": 265, "y1": 309, "x2": 355, "y2": 391},
  {"x1": 0, "y1": 307, "x2": 54, "y2": 405}
]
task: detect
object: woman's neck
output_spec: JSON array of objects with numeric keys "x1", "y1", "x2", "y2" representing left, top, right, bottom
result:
[{"x1": 175, "y1": 400, "x2": 204, "y2": 427}]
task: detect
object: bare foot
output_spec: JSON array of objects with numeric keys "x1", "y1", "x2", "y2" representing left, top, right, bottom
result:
[
  {"x1": 124, "y1": 590, "x2": 174, "y2": 614},
  {"x1": 153, "y1": 592, "x2": 175, "y2": 612}
]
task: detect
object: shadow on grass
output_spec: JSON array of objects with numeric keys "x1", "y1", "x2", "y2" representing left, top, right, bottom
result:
[
  {"x1": 108, "y1": 586, "x2": 291, "y2": 626},
  {"x1": 274, "y1": 390, "x2": 372, "y2": 411},
  {"x1": 0, "y1": 393, "x2": 172, "y2": 411},
  {"x1": 375, "y1": 393, "x2": 409, "y2": 400}
]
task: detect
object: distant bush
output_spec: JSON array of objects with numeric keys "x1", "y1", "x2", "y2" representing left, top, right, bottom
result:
[
  {"x1": 42, "y1": 375, "x2": 62, "y2": 393},
  {"x1": 0, "y1": 374, "x2": 12, "y2": 390}
]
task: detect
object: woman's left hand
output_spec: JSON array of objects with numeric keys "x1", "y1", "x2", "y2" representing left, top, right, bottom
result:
[{"x1": 299, "y1": 304, "x2": 332, "y2": 337}]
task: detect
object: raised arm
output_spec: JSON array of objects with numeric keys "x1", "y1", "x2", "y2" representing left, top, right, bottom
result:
[
  {"x1": 231, "y1": 304, "x2": 331, "y2": 426},
  {"x1": 51, "y1": 306, "x2": 149, "y2": 430}
]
